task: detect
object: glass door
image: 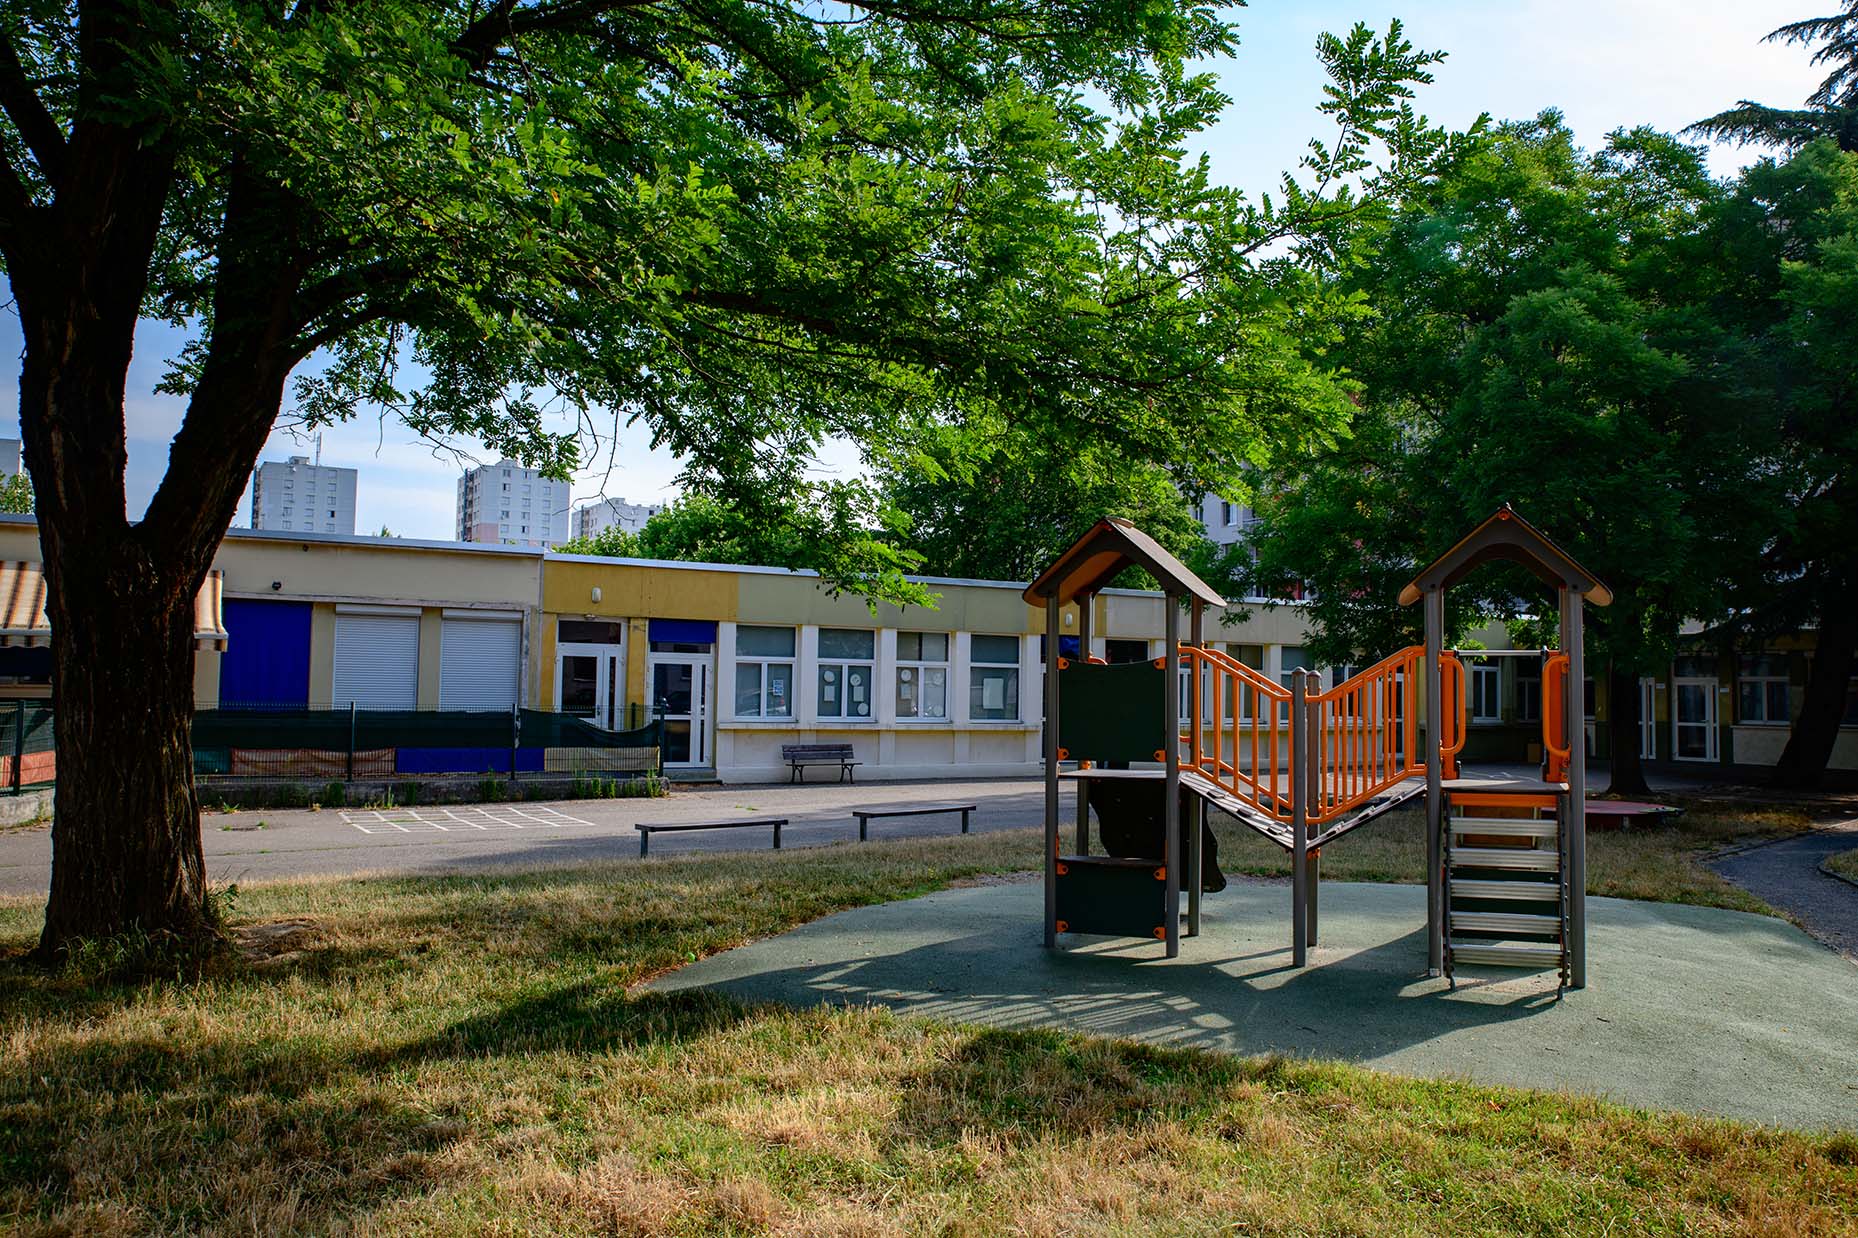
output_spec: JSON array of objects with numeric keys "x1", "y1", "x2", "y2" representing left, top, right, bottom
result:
[
  {"x1": 1672, "y1": 678, "x2": 1718, "y2": 762},
  {"x1": 557, "y1": 643, "x2": 624, "y2": 729},
  {"x1": 649, "y1": 653, "x2": 711, "y2": 768}
]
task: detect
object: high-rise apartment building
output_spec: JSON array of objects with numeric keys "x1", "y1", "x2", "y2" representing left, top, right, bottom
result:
[
  {"x1": 251, "y1": 455, "x2": 358, "y2": 535},
  {"x1": 456, "y1": 459, "x2": 571, "y2": 546},
  {"x1": 572, "y1": 496, "x2": 663, "y2": 541}
]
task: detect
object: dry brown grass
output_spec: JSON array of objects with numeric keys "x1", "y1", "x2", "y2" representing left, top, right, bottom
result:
[
  {"x1": 1213, "y1": 795, "x2": 1817, "y2": 914},
  {"x1": 3, "y1": 828, "x2": 1856, "y2": 1235}
]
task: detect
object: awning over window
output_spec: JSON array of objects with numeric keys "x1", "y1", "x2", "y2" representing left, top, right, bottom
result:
[{"x1": 0, "y1": 562, "x2": 229, "y2": 651}]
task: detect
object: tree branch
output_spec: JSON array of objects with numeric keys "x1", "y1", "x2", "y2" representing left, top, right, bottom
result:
[{"x1": 0, "y1": 34, "x2": 67, "y2": 185}]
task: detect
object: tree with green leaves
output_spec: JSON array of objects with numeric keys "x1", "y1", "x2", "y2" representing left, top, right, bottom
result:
[
  {"x1": 1233, "y1": 114, "x2": 1771, "y2": 794},
  {"x1": 875, "y1": 428, "x2": 1203, "y2": 584},
  {"x1": 0, "y1": 471, "x2": 31, "y2": 514},
  {"x1": 1690, "y1": 3, "x2": 1858, "y2": 152},
  {"x1": 560, "y1": 489, "x2": 928, "y2": 601},
  {"x1": 1699, "y1": 140, "x2": 1858, "y2": 786},
  {"x1": 0, "y1": 0, "x2": 1455, "y2": 953}
]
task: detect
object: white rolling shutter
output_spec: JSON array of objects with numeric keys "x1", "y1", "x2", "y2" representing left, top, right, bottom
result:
[
  {"x1": 333, "y1": 612, "x2": 420, "y2": 709},
  {"x1": 440, "y1": 615, "x2": 521, "y2": 711}
]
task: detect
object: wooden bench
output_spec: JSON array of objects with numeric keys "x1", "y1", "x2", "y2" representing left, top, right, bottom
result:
[
  {"x1": 853, "y1": 803, "x2": 977, "y2": 841},
  {"x1": 636, "y1": 817, "x2": 788, "y2": 856},
  {"x1": 782, "y1": 743, "x2": 860, "y2": 783}
]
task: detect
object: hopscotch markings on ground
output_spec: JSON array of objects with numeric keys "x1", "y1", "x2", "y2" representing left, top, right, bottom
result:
[{"x1": 342, "y1": 804, "x2": 598, "y2": 835}]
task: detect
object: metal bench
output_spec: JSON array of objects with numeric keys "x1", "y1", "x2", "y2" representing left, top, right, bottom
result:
[
  {"x1": 852, "y1": 802, "x2": 977, "y2": 841},
  {"x1": 782, "y1": 743, "x2": 860, "y2": 783},
  {"x1": 636, "y1": 817, "x2": 788, "y2": 856}
]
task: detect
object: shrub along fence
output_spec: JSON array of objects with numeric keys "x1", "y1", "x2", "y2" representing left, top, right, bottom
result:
[{"x1": 191, "y1": 705, "x2": 663, "y2": 782}]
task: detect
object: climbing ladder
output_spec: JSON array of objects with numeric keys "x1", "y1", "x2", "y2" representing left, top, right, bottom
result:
[{"x1": 1442, "y1": 788, "x2": 1571, "y2": 989}]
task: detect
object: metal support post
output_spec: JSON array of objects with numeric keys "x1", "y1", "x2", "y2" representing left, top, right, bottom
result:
[
  {"x1": 1424, "y1": 587, "x2": 1444, "y2": 977},
  {"x1": 1561, "y1": 586, "x2": 1588, "y2": 989},
  {"x1": 1306, "y1": 671, "x2": 1322, "y2": 949},
  {"x1": 509, "y1": 704, "x2": 521, "y2": 784},
  {"x1": 1290, "y1": 668, "x2": 1308, "y2": 968},
  {"x1": 1163, "y1": 593, "x2": 1182, "y2": 958},
  {"x1": 1044, "y1": 594, "x2": 1062, "y2": 948},
  {"x1": 346, "y1": 701, "x2": 358, "y2": 783}
]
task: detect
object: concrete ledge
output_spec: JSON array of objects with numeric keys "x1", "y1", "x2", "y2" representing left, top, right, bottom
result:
[{"x1": 0, "y1": 787, "x2": 50, "y2": 827}]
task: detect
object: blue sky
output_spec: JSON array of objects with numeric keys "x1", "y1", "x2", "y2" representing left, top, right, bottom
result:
[{"x1": 0, "y1": 0, "x2": 1824, "y2": 540}]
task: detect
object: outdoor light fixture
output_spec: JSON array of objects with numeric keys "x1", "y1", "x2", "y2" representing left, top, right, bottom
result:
[
  {"x1": 591, "y1": 586, "x2": 602, "y2": 603},
  {"x1": 271, "y1": 581, "x2": 282, "y2": 591}
]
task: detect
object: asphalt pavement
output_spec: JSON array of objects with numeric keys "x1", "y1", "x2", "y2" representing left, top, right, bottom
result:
[{"x1": 0, "y1": 776, "x2": 1050, "y2": 896}]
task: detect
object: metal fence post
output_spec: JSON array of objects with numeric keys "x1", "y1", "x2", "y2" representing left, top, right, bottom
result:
[
  {"x1": 1290, "y1": 670, "x2": 1308, "y2": 968},
  {"x1": 346, "y1": 702, "x2": 357, "y2": 782},
  {"x1": 10, "y1": 700, "x2": 23, "y2": 796},
  {"x1": 510, "y1": 703, "x2": 520, "y2": 784}
]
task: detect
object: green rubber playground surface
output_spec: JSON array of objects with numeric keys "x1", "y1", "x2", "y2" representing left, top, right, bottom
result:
[{"x1": 651, "y1": 877, "x2": 1858, "y2": 1132}]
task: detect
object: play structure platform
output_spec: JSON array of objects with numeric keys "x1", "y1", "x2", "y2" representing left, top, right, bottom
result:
[{"x1": 1025, "y1": 507, "x2": 1610, "y2": 990}]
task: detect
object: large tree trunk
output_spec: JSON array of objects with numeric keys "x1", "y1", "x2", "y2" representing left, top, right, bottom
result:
[
  {"x1": 37, "y1": 554, "x2": 209, "y2": 949},
  {"x1": 1602, "y1": 661, "x2": 1650, "y2": 796},
  {"x1": 1771, "y1": 568, "x2": 1858, "y2": 789}
]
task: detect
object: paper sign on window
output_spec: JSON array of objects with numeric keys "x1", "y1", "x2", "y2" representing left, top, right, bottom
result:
[{"x1": 982, "y1": 676, "x2": 1005, "y2": 711}]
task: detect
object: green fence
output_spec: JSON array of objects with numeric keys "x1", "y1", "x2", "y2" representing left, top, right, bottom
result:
[
  {"x1": 191, "y1": 706, "x2": 663, "y2": 781},
  {"x1": 0, "y1": 700, "x2": 54, "y2": 794}
]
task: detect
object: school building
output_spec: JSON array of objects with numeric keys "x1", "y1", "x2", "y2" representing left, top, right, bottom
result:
[{"x1": 0, "y1": 515, "x2": 1848, "y2": 783}]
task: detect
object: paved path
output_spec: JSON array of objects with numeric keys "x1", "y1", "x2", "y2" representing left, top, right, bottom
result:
[
  {"x1": 1712, "y1": 815, "x2": 1858, "y2": 961},
  {"x1": 651, "y1": 879, "x2": 1858, "y2": 1131},
  {"x1": 0, "y1": 778, "x2": 1048, "y2": 896}
]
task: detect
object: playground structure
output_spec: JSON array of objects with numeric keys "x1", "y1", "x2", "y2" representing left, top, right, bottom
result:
[{"x1": 1027, "y1": 507, "x2": 1609, "y2": 989}]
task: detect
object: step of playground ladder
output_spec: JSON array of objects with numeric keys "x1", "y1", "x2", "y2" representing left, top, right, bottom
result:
[
  {"x1": 1450, "y1": 911, "x2": 1562, "y2": 936},
  {"x1": 1450, "y1": 878, "x2": 1561, "y2": 901},
  {"x1": 1450, "y1": 817, "x2": 1558, "y2": 839},
  {"x1": 1449, "y1": 846, "x2": 1561, "y2": 872},
  {"x1": 1448, "y1": 941, "x2": 1564, "y2": 969}
]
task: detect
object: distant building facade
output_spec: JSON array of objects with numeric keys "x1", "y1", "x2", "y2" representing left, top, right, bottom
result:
[
  {"x1": 456, "y1": 459, "x2": 570, "y2": 547},
  {"x1": 573, "y1": 496, "x2": 663, "y2": 541},
  {"x1": 0, "y1": 438, "x2": 20, "y2": 477},
  {"x1": 251, "y1": 456, "x2": 358, "y2": 535}
]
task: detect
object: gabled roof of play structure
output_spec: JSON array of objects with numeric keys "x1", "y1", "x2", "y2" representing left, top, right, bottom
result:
[
  {"x1": 1023, "y1": 517, "x2": 1226, "y2": 607},
  {"x1": 1398, "y1": 505, "x2": 1613, "y2": 607}
]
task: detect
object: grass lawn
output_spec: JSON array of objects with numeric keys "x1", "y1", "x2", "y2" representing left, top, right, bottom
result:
[
  {"x1": 1213, "y1": 795, "x2": 1817, "y2": 916},
  {"x1": 1828, "y1": 846, "x2": 1858, "y2": 884},
  {"x1": 4, "y1": 825, "x2": 1856, "y2": 1236}
]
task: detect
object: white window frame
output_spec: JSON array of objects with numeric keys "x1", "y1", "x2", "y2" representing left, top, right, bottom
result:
[
  {"x1": 969, "y1": 634, "x2": 1022, "y2": 722},
  {"x1": 733, "y1": 625, "x2": 796, "y2": 719},
  {"x1": 1737, "y1": 654, "x2": 1790, "y2": 725},
  {"x1": 816, "y1": 628, "x2": 876, "y2": 721},
  {"x1": 1471, "y1": 661, "x2": 1501, "y2": 724},
  {"x1": 895, "y1": 631, "x2": 950, "y2": 721}
]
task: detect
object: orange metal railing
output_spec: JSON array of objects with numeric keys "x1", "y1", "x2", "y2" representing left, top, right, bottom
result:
[
  {"x1": 1177, "y1": 645, "x2": 1295, "y2": 818},
  {"x1": 1306, "y1": 646, "x2": 1426, "y2": 823},
  {"x1": 1541, "y1": 652, "x2": 1571, "y2": 782},
  {"x1": 1176, "y1": 644, "x2": 1467, "y2": 824}
]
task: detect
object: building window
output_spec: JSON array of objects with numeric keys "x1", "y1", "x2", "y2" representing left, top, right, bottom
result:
[
  {"x1": 1222, "y1": 500, "x2": 1234, "y2": 526},
  {"x1": 896, "y1": 631, "x2": 949, "y2": 720},
  {"x1": 970, "y1": 634, "x2": 1021, "y2": 720},
  {"x1": 1738, "y1": 654, "x2": 1789, "y2": 724},
  {"x1": 1471, "y1": 660, "x2": 1501, "y2": 723},
  {"x1": 1106, "y1": 639, "x2": 1150, "y2": 664},
  {"x1": 816, "y1": 628, "x2": 875, "y2": 720},
  {"x1": 1279, "y1": 645, "x2": 1313, "y2": 690},
  {"x1": 734, "y1": 625, "x2": 795, "y2": 718},
  {"x1": 1516, "y1": 664, "x2": 1541, "y2": 722}
]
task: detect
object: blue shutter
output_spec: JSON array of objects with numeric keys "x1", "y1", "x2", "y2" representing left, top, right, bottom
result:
[{"x1": 219, "y1": 600, "x2": 312, "y2": 708}]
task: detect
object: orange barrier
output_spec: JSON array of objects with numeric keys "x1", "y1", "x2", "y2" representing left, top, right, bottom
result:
[
  {"x1": 1307, "y1": 646, "x2": 1429, "y2": 823},
  {"x1": 1175, "y1": 644, "x2": 1467, "y2": 825},
  {"x1": 1541, "y1": 652, "x2": 1571, "y2": 783},
  {"x1": 1177, "y1": 645, "x2": 1294, "y2": 817}
]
